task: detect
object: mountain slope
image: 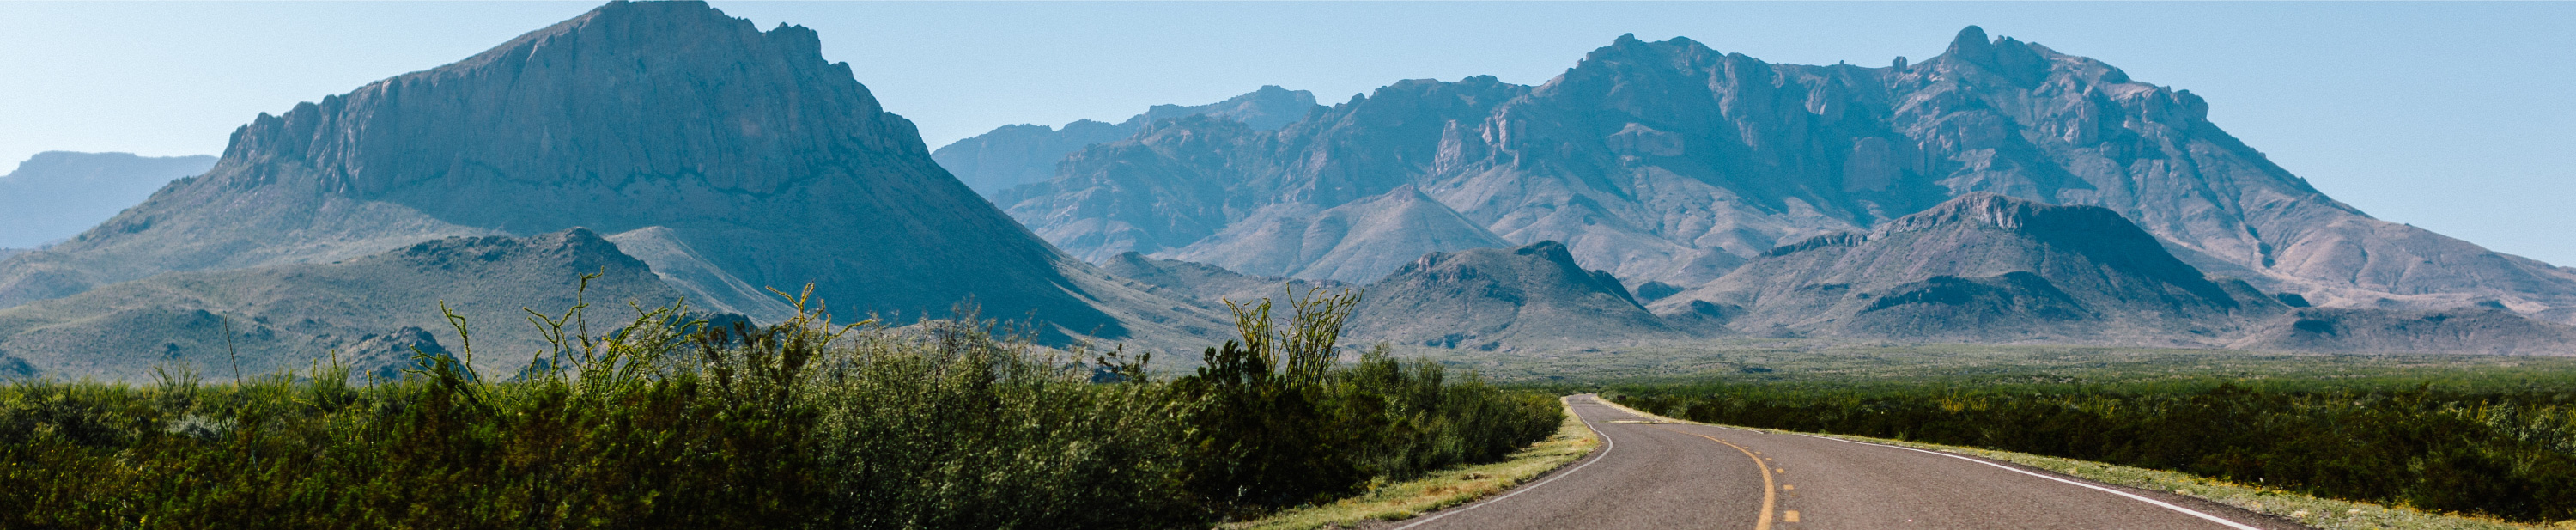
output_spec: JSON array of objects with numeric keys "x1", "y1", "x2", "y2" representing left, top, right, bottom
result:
[
  {"x1": 1352, "y1": 241, "x2": 1684, "y2": 350},
  {"x1": 933, "y1": 86, "x2": 1320, "y2": 196},
  {"x1": 0, "y1": 229, "x2": 680, "y2": 381},
  {"x1": 0, "y1": 152, "x2": 216, "y2": 248},
  {"x1": 0, "y1": 1, "x2": 1220, "y2": 350},
  {"x1": 993, "y1": 27, "x2": 2576, "y2": 318},
  {"x1": 1649, "y1": 193, "x2": 2284, "y2": 344}
]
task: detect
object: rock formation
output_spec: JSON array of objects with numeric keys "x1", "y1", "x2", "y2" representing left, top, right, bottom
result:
[
  {"x1": 992, "y1": 27, "x2": 2576, "y2": 323},
  {"x1": 0, "y1": 2, "x2": 1222, "y2": 356},
  {"x1": 0, "y1": 152, "x2": 216, "y2": 248},
  {"x1": 933, "y1": 85, "x2": 1319, "y2": 196}
]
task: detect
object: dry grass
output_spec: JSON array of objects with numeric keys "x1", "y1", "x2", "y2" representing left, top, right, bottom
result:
[{"x1": 1225, "y1": 397, "x2": 1601, "y2": 530}]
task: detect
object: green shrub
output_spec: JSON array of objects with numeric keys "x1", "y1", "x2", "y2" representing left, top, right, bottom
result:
[{"x1": 0, "y1": 283, "x2": 1559, "y2": 528}]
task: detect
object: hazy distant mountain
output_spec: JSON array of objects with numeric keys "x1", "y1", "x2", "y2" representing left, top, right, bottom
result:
[
  {"x1": 933, "y1": 86, "x2": 1319, "y2": 196},
  {"x1": 0, "y1": 152, "x2": 216, "y2": 248},
  {"x1": 0, "y1": 1, "x2": 1224, "y2": 368},
  {"x1": 993, "y1": 27, "x2": 2576, "y2": 321},
  {"x1": 0, "y1": 229, "x2": 680, "y2": 381},
  {"x1": 1650, "y1": 193, "x2": 2286, "y2": 344}
]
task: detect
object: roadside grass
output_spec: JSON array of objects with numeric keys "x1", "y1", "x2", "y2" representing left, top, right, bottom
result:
[
  {"x1": 1226, "y1": 397, "x2": 1601, "y2": 530},
  {"x1": 1589, "y1": 397, "x2": 2576, "y2": 530}
]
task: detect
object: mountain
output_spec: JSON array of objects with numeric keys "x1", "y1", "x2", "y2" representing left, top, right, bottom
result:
[
  {"x1": 991, "y1": 27, "x2": 2576, "y2": 321},
  {"x1": 0, "y1": 152, "x2": 216, "y2": 248},
  {"x1": 1352, "y1": 241, "x2": 1684, "y2": 350},
  {"x1": 0, "y1": 229, "x2": 679, "y2": 381},
  {"x1": 0, "y1": 1, "x2": 1221, "y2": 359},
  {"x1": 1098, "y1": 252, "x2": 1339, "y2": 309},
  {"x1": 933, "y1": 86, "x2": 1320, "y2": 196},
  {"x1": 1648, "y1": 193, "x2": 2284, "y2": 344},
  {"x1": 1101, "y1": 241, "x2": 1680, "y2": 350},
  {"x1": 2232, "y1": 307, "x2": 2576, "y2": 356}
]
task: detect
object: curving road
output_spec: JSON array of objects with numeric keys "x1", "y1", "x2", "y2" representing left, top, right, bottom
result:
[{"x1": 1387, "y1": 395, "x2": 2309, "y2": 530}]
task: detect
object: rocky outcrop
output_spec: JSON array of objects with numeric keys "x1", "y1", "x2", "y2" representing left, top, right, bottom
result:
[
  {"x1": 0, "y1": 1, "x2": 1224, "y2": 356},
  {"x1": 933, "y1": 85, "x2": 1320, "y2": 196},
  {"x1": 993, "y1": 27, "x2": 2576, "y2": 320},
  {"x1": 0, "y1": 229, "x2": 686, "y2": 381},
  {"x1": 1352, "y1": 241, "x2": 1684, "y2": 350},
  {"x1": 0, "y1": 152, "x2": 216, "y2": 248},
  {"x1": 1649, "y1": 193, "x2": 2286, "y2": 344}
]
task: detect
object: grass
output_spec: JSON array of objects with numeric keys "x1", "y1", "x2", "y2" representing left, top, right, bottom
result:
[
  {"x1": 1594, "y1": 389, "x2": 2576, "y2": 529},
  {"x1": 1224, "y1": 397, "x2": 1601, "y2": 530}
]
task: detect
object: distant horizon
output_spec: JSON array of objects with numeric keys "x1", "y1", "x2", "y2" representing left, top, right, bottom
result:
[{"x1": 5, "y1": 1, "x2": 2570, "y2": 267}]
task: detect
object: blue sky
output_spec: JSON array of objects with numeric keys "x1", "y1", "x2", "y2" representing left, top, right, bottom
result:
[{"x1": 4, "y1": 2, "x2": 2571, "y2": 266}]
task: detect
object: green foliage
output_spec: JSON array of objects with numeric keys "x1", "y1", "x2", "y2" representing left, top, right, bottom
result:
[
  {"x1": 0, "y1": 283, "x2": 1559, "y2": 528},
  {"x1": 1175, "y1": 288, "x2": 1563, "y2": 515},
  {"x1": 1607, "y1": 377, "x2": 2576, "y2": 522}
]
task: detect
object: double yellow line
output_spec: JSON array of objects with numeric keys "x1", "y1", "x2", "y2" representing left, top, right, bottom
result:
[{"x1": 1651, "y1": 424, "x2": 1778, "y2": 530}]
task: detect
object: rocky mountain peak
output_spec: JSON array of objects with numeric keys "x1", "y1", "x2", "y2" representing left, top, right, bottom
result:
[{"x1": 1944, "y1": 26, "x2": 1995, "y2": 65}]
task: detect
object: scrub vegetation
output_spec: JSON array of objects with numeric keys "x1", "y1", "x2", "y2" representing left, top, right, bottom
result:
[
  {"x1": 1603, "y1": 375, "x2": 2576, "y2": 523},
  {"x1": 0, "y1": 284, "x2": 1560, "y2": 529}
]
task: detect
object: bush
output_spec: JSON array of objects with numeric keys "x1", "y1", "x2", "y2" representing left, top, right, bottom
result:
[{"x1": 0, "y1": 283, "x2": 1560, "y2": 528}]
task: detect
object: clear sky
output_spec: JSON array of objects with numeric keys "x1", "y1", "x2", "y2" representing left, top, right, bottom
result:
[{"x1": 4, "y1": 2, "x2": 2571, "y2": 266}]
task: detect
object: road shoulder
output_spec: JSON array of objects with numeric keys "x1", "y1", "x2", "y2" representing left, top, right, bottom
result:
[
  {"x1": 1599, "y1": 394, "x2": 2544, "y2": 530},
  {"x1": 1226, "y1": 397, "x2": 1604, "y2": 530}
]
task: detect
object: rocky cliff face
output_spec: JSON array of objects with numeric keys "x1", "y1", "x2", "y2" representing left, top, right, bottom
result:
[
  {"x1": 1649, "y1": 193, "x2": 2286, "y2": 344},
  {"x1": 933, "y1": 85, "x2": 1320, "y2": 197},
  {"x1": 0, "y1": 229, "x2": 682, "y2": 381},
  {"x1": 0, "y1": 152, "x2": 216, "y2": 248},
  {"x1": 0, "y1": 1, "x2": 1222, "y2": 355},
  {"x1": 993, "y1": 27, "x2": 2576, "y2": 320}
]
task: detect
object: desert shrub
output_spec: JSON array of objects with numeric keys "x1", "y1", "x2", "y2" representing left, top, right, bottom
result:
[
  {"x1": 0, "y1": 283, "x2": 1558, "y2": 528},
  {"x1": 1175, "y1": 289, "x2": 1564, "y2": 514}
]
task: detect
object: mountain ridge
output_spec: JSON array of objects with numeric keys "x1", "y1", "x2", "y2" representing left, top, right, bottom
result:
[
  {"x1": 0, "y1": 1, "x2": 1226, "y2": 364},
  {"x1": 991, "y1": 26, "x2": 2576, "y2": 323}
]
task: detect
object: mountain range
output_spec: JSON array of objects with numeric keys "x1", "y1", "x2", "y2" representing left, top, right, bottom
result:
[
  {"x1": 0, "y1": 1, "x2": 1224, "y2": 381},
  {"x1": 2, "y1": 3, "x2": 2567, "y2": 381},
  {"x1": 0, "y1": 152, "x2": 216, "y2": 249},
  {"x1": 976, "y1": 27, "x2": 2576, "y2": 322},
  {"x1": 934, "y1": 86, "x2": 1320, "y2": 196}
]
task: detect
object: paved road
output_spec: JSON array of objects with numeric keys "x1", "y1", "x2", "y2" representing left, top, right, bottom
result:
[{"x1": 1389, "y1": 395, "x2": 2308, "y2": 530}]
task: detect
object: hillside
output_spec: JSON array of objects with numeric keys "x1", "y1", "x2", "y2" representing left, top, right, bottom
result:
[
  {"x1": 0, "y1": 151, "x2": 216, "y2": 248},
  {"x1": 0, "y1": 229, "x2": 681, "y2": 381},
  {"x1": 1353, "y1": 241, "x2": 1685, "y2": 350},
  {"x1": 1649, "y1": 193, "x2": 2284, "y2": 344}
]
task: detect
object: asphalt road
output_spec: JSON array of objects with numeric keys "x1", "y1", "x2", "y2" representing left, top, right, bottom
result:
[{"x1": 1388, "y1": 395, "x2": 2310, "y2": 530}]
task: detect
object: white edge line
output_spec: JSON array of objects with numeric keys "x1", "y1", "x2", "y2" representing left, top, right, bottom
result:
[
  {"x1": 1800, "y1": 434, "x2": 2263, "y2": 530},
  {"x1": 1389, "y1": 397, "x2": 1620, "y2": 530}
]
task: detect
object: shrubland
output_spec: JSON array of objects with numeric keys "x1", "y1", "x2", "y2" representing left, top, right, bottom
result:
[{"x1": 0, "y1": 283, "x2": 1560, "y2": 528}]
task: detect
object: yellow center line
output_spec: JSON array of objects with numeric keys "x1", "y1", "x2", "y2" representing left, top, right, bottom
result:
[{"x1": 1651, "y1": 425, "x2": 1777, "y2": 530}]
